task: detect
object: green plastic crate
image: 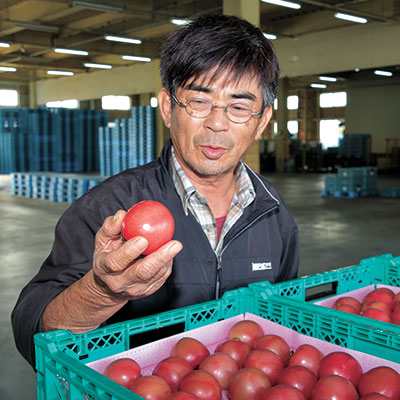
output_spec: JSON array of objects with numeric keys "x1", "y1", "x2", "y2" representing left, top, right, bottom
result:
[
  {"x1": 35, "y1": 258, "x2": 400, "y2": 400},
  {"x1": 34, "y1": 287, "x2": 253, "y2": 400},
  {"x1": 249, "y1": 253, "x2": 400, "y2": 363}
]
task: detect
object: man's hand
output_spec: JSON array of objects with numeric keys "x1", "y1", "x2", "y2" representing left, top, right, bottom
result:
[{"x1": 93, "y1": 209, "x2": 183, "y2": 300}]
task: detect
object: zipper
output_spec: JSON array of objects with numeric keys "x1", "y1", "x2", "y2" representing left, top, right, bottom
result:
[{"x1": 214, "y1": 204, "x2": 279, "y2": 300}]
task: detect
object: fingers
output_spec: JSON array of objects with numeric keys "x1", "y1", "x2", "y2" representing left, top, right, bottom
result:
[
  {"x1": 130, "y1": 240, "x2": 183, "y2": 281},
  {"x1": 95, "y1": 210, "x2": 126, "y2": 247}
]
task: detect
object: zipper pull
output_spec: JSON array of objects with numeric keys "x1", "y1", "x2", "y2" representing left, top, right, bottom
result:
[{"x1": 215, "y1": 255, "x2": 222, "y2": 299}]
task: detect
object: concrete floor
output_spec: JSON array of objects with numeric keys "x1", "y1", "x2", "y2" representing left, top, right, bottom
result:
[{"x1": 1, "y1": 172, "x2": 399, "y2": 399}]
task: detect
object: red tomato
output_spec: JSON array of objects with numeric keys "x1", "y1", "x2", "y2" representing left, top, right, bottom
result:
[
  {"x1": 262, "y1": 384, "x2": 306, "y2": 400},
  {"x1": 334, "y1": 297, "x2": 362, "y2": 312},
  {"x1": 277, "y1": 365, "x2": 317, "y2": 399},
  {"x1": 361, "y1": 301, "x2": 392, "y2": 315},
  {"x1": 121, "y1": 200, "x2": 175, "y2": 255},
  {"x1": 253, "y1": 335, "x2": 291, "y2": 366},
  {"x1": 335, "y1": 304, "x2": 360, "y2": 314},
  {"x1": 130, "y1": 375, "x2": 172, "y2": 400},
  {"x1": 244, "y1": 349, "x2": 284, "y2": 385},
  {"x1": 363, "y1": 290, "x2": 394, "y2": 310},
  {"x1": 228, "y1": 367, "x2": 272, "y2": 400},
  {"x1": 198, "y1": 352, "x2": 238, "y2": 390},
  {"x1": 103, "y1": 357, "x2": 141, "y2": 389},
  {"x1": 374, "y1": 288, "x2": 395, "y2": 298},
  {"x1": 179, "y1": 370, "x2": 222, "y2": 400},
  {"x1": 153, "y1": 356, "x2": 193, "y2": 392},
  {"x1": 360, "y1": 394, "x2": 390, "y2": 400},
  {"x1": 168, "y1": 392, "x2": 201, "y2": 400},
  {"x1": 394, "y1": 292, "x2": 400, "y2": 303},
  {"x1": 227, "y1": 320, "x2": 264, "y2": 346},
  {"x1": 171, "y1": 337, "x2": 210, "y2": 368},
  {"x1": 288, "y1": 344, "x2": 323, "y2": 376},
  {"x1": 392, "y1": 309, "x2": 400, "y2": 324},
  {"x1": 358, "y1": 366, "x2": 400, "y2": 400},
  {"x1": 318, "y1": 351, "x2": 362, "y2": 387},
  {"x1": 215, "y1": 339, "x2": 252, "y2": 368},
  {"x1": 361, "y1": 308, "x2": 392, "y2": 323},
  {"x1": 311, "y1": 375, "x2": 358, "y2": 400}
]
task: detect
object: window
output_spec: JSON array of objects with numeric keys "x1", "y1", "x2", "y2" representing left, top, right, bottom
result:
[
  {"x1": 273, "y1": 121, "x2": 278, "y2": 136},
  {"x1": 273, "y1": 98, "x2": 278, "y2": 110},
  {"x1": 102, "y1": 95, "x2": 131, "y2": 110},
  {"x1": 46, "y1": 99, "x2": 79, "y2": 108},
  {"x1": 287, "y1": 120, "x2": 299, "y2": 136},
  {"x1": 287, "y1": 95, "x2": 299, "y2": 110},
  {"x1": 0, "y1": 89, "x2": 18, "y2": 106},
  {"x1": 150, "y1": 97, "x2": 158, "y2": 108},
  {"x1": 320, "y1": 92, "x2": 347, "y2": 108},
  {"x1": 320, "y1": 119, "x2": 342, "y2": 149}
]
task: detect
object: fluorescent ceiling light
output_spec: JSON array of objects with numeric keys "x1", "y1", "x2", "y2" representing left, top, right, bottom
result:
[
  {"x1": 0, "y1": 66, "x2": 17, "y2": 72},
  {"x1": 171, "y1": 18, "x2": 190, "y2": 25},
  {"x1": 319, "y1": 76, "x2": 337, "y2": 82},
  {"x1": 13, "y1": 20, "x2": 60, "y2": 33},
  {"x1": 263, "y1": 33, "x2": 277, "y2": 40},
  {"x1": 374, "y1": 70, "x2": 392, "y2": 77},
  {"x1": 122, "y1": 55, "x2": 151, "y2": 62},
  {"x1": 334, "y1": 12, "x2": 367, "y2": 24},
  {"x1": 104, "y1": 35, "x2": 141, "y2": 45},
  {"x1": 47, "y1": 70, "x2": 74, "y2": 76},
  {"x1": 84, "y1": 62, "x2": 112, "y2": 69},
  {"x1": 55, "y1": 48, "x2": 89, "y2": 56},
  {"x1": 311, "y1": 83, "x2": 327, "y2": 88},
  {"x1": 261, "y1": 0, "x2": 301, "y2": 10},
  {"x1": 72, "y1": 1, "x2": 124, "y2": 13},
  {"x1": 0, "y1": 42, "x2": 10, "y2": 48}
]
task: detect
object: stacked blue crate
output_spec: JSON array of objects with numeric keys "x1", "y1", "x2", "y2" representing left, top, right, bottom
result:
[
  {"x1": 322, "y1": 167, "x2": 378, "y2": 198},
  {"x1": 98, "y1": 106, "x2": 156, "y2": 177}
]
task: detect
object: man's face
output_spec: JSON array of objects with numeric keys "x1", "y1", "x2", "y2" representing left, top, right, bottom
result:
[{"x1": 159, "y1": 70, "x2": 272, "y2": 179}]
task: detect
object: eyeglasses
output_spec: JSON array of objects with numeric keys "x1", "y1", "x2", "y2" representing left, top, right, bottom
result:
[{"x1": 172, "y1": 94, "x2": 262, "y2": 124}]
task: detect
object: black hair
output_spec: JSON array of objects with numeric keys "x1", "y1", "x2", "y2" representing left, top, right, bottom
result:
[{"x1": 160, "y1": 14, "x2": 280, "y2": 110}]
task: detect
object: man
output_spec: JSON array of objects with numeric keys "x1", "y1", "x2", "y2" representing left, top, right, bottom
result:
[{"x1": 12, "y1": 14, "x2": 299, "y2": 368}]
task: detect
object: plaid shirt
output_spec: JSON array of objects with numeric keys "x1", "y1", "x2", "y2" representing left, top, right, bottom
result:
[{"x1": 171, "y1": 146, "x2": 256, "y2": 252}]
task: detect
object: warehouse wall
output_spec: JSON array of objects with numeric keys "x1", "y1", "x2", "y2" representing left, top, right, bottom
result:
[{"x1": 345, "y1": 80, "x2": 400, "y2": 152}]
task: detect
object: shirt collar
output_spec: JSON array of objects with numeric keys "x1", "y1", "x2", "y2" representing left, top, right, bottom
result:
[{"x1": 170, "y1": 145, "x2": 255, "y2": 215}]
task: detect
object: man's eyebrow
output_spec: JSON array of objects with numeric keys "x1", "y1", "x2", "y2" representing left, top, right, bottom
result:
[
  {"x1": 231, "y1": 92, "x2": 257, "y2": 101},
  {"x1": 185, "y1": 84, "x2": 257, "y2": 101},
  {"x1": 185, "y1": 84, "x2": 211, "y2": 93}
]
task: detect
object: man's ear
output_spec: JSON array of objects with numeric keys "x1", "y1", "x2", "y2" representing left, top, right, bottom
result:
[
  {"x1": 158, "y1": 88, "x2": 172, "y2": 128},
  {"x1": 255, "y1": 104, "x2": 273, "y2": 141}
]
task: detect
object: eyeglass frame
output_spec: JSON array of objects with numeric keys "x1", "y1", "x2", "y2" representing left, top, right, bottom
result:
[{"x1": 171, "y1": 94, "x2": 263, "y2": 124}]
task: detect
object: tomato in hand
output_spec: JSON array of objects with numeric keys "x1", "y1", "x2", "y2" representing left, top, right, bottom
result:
[
  {"x1": 121, "y1": 200, "x2": 175, "y2": 255},
  {"x1": 103, "y1": 357, "x2": 141, "y2": 389},
  {"x1": 153, "y1": 356, "x2": 193, "y2": 392},
  {"x1": 171, "y1": 337, "x2": 210, "y2": 368},
  {"x1": 130, "y1": 375, "x2": 172, "y2": 400},
  {"x1": 227, "y1": 320, "x2": 264, "y2": 346}
]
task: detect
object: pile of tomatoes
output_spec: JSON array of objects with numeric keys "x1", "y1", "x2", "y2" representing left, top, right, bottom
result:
[
  {"x1": 102, "y1": 319, "x2": 400, "y2": 400},
  {"x1": 332, "y1": 287, "x2": 400, "y2": 324}
]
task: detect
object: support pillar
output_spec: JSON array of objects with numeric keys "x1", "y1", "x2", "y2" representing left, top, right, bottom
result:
[{"x1": 275, "y1": 77, "x2": 289, "y2": 172}]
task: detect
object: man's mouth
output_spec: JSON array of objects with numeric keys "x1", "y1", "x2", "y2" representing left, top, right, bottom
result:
[{"x1": 200, "y1": 145, "x2": 226, "y2": 159}]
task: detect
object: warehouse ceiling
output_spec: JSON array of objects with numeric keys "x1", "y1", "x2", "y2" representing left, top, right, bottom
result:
[{"x1": 0, "y1": 0, "x2": 399, "y2": 87}]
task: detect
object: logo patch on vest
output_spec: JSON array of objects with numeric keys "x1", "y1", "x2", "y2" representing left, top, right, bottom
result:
[{"x1": 252, "y1": 262, "x2": 272, "y2": 271}]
